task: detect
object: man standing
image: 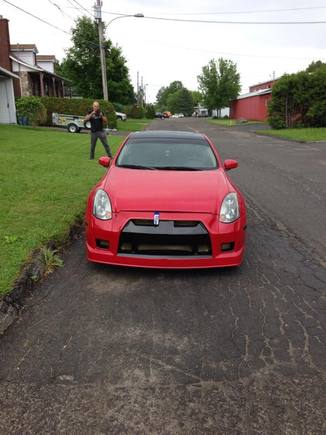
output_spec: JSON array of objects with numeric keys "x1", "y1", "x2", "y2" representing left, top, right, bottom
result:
[{"x1": 85, "y1": 101, "x2": 112, "y2": 159}]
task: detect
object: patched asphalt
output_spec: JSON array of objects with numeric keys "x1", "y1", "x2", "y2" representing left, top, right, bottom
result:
[{"x1": 0, "y1": 118, "x2": 325, "y2": 434}]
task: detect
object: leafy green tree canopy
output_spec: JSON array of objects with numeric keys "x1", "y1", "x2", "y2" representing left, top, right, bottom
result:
[
  {"x1": 156, "y1": 81, "x2": 184, "y2": 110},
  {"x1": 167, "y1": 88, "x2": 194, "y2": 116},
  {"x1": 56, "y1": 17, "x2": 134, "y2": 104},
  {"x1": 268, "y1": 60, "x2": 326, "y2": 129},
  {"x1": 197, "y1": 58, "x2": 240, "y2": 111}
]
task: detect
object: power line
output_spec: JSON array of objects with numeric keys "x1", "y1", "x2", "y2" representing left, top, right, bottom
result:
[
  {"x1": 141, "y1": 6, "x2": 326, "y2": 16},
  {"x1": 127, "y1": 15, "x2": 326, "y2": 25},
  {"x1": 1, "y1": 0, "x2": 71, "y2": 34},
  {"x1": 69, "y1": 0, "x2": 92, "y2": 17},
  {"x1": 47, "y1": 0, "x2": 74, "y2": 21}
]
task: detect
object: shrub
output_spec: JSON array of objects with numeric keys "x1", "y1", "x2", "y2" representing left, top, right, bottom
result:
[
  {"x1": 145, "y1": 104, "x2": 156, "y2": 119},
  {"x1": 268, "y1": 115, "x2": 286, "y2": 129},
  {"x1": 306, "y1": 101, "x2": 326, "y2": 127},
  {"x1": 40, "y1": 97, "x2": 117, "y2": 128},
  {"x1": 16, "y1": 96, "x2": 47, "y2": 126},
  {"x1": 112, "y1": 102, "x2": 125, "y2": 113},
  {"x1": 124, "y1": 104, "x2": 145, "y2": 119}
]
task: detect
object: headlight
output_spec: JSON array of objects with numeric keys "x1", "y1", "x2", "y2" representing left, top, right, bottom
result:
[
  {"x1": 93, "y1": 189, "x2": 112, "y2": 220},
  {"x1": 219, "y1": 192, "x2": 240, "y2": 223}
]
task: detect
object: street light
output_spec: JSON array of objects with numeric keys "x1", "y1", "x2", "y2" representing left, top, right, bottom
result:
[
  {"x1": 94, "y1": 7, "x2": 144, "y2": 101},
  {"x1": 107, "y1": 13, "x2": 144, "y2": 27}
]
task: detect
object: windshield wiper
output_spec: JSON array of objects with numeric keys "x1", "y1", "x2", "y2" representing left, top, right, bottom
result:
[
  {"x1": 118, "y1": 164, "x2": 157, "y2": 170},
  {"x1": 155, "y1": 166, "x2": 204, "y2": 171}
]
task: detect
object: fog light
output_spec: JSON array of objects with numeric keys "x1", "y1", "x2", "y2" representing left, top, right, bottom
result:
[
  {"x1": 120, "y1": 242, "x2": 132, "y2": 252},
  {"x1": 96, "y1": 239, "x2": 110, "y2": 249},
  {"x1": 221, "y1": 242, "x2": 234, "y2": 252}
]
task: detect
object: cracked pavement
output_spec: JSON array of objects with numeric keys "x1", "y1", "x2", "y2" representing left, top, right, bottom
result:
[{"x1": 0, "y1": 118, "x2": 325, "y2": 434}]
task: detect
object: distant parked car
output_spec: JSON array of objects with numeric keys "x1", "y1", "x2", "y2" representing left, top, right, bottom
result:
[
  {"x1": 116, "y1": 112, "x2": 127, "y2": 121},
  {"x1": 171, "y1": 113, "x2": 184, "y2": 118},
  {"x1": 155, "y1": 112, "x2": 164, "y2": 119}
]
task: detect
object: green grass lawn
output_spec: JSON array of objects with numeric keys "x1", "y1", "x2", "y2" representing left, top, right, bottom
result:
[
  {"x1": 257, "y1": 128, "x2": 326, "y2": 142},
  {"x1": 0, "y1": 125, "x2": 123, "y2": 295},
  {"x1": 117, "y1": 118, "x2": 150, "y2": 132},
  {"x1": 209, "y1": 119, "x2": 264, "y2": 127}
]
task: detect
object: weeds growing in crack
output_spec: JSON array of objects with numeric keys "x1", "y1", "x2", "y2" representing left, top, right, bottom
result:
[{"x1": 41, "y1": 247, "x2": 64, "y2": 276}]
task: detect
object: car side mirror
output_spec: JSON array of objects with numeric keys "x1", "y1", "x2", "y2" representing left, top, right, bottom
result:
[
  {"x1": 99, "y1": 156, "x2": 111, "y2": 168},
  {"x1": 224, "y1": 159, "x2": 238, "y2": 171}
]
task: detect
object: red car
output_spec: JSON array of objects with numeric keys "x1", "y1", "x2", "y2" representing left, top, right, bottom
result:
[{"x1": 86, "y1": 130, "x2": 246, "y2": 269}]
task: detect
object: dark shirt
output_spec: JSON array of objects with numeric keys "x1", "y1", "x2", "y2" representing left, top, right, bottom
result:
[{"x1": 88, "y1": 110, "x2": 105, "y2": 133}]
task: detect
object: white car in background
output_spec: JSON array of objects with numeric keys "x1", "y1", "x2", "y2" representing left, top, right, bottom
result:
[
  {"x1": 116, "y1": 112, "x2": 127, "y2": 121},
  {"x1": 171, "y1": 113, "x2": 185, "y2": 118}
]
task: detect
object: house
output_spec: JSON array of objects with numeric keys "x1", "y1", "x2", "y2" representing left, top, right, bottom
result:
[
  {"x1": 0, "y1": 16, "x2": 66, "y2": 109},
  {"x1": 10, "y1": 45, "x2": 65, "y2": 98},
  {"x1": 230, "y1": 79, "x2": 278, "y2": 122},
  {"x1": 0, "y1": 16, "x2": 18, "y2": 123}
]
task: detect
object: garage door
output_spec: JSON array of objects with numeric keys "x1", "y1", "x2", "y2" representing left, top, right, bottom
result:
[{"x1": 0, "y1": 77, "x2": 16, "y2": 124}]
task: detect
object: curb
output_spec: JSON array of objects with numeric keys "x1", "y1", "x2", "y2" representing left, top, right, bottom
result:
[{"x1": 0, "y1": 218, "x2": 84, "y2": 336}]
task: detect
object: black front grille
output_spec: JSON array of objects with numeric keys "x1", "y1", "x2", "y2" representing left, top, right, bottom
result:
[{"x1": 118, "y1": 220, "x2": 212, "y2": 256}]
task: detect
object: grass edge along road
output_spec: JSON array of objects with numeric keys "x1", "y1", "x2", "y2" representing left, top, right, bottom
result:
[
  {"x1": 0, "y1": 125, "x2": 123, "y2": 296},
  {"x1": 256, "y1": 127, "x2": 326, "y2": 142},
  {"x1": 117, "y1": 118, "x2": 150, "y2": 132},
  {"x1": 209, "y1": 119, "x2": 265, "y2": 127}
]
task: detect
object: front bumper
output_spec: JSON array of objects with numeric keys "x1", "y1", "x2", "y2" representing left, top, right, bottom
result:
[{"x1": 86, "y1": 211, "x2": 246, "y2": 269}]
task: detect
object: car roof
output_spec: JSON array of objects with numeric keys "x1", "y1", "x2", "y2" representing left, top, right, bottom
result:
[{"x1": 129, "y1": 130, "x2": 206, "y2": 141}]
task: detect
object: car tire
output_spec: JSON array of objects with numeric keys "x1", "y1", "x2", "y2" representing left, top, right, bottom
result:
[
  {"x1": 84, "y1": 120, "x2": 91, "y2": 129},
  {"x1": 67, "y1": 123, "x2": 79, "y2": 133}
]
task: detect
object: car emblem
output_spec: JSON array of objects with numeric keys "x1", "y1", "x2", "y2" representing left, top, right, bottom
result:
[{"x1": 153, "y1": 211, "x2": 160, "y2": 226}]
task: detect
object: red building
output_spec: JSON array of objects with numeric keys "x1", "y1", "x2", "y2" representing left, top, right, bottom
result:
[{"x1": 230, "y1": 79, "x2": 277, "y2": 122}]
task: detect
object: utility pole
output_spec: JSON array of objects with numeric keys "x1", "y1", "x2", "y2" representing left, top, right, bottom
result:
[
  {"x1": 137, "y1": 71, "x2": 140, "y2": 105},
  {"x1": 94, "y1": 0, "x2": 108, "y2": 100}
]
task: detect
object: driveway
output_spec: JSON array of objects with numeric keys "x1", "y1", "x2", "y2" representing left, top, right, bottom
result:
[{"x1": 0, "y1": 118, "x2": 325, "y2": 434}]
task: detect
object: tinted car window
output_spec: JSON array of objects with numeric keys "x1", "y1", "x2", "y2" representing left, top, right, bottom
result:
[{"x1": 116, "y1": 138, "x2": 218, "y2": 170}]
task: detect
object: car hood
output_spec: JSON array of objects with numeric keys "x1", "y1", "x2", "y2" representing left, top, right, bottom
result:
[{"x1": 105, "y1": 167, "x2": 230, "y2": 214}]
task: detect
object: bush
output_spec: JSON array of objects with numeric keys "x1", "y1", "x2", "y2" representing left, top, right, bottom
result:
[
  {"x1": 268, "y1": 115, "x2": 286, "y2": 129},
  {"x1": 40, "y1": 97, "x2": 117, "y2": 129},
  {"x1": 306, "y1": 101, "x2": 326, "y2": 127},
  {"x1": 145, "y1": 104, "x2": 156, "y2": 119},
  {"x1": 16, "y1": 96, "x2": 47, "y2": 126},
  {"x1": 112, "y1": 102, "x2": 125, "y2": 113},
  {"x1": 124, "y1": 104, "x2": 145, "y2": 119}
]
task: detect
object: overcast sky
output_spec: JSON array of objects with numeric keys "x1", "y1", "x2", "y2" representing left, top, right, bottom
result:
[{"x1": 1, "y1": 0, "x2": 326, "y2": 102}]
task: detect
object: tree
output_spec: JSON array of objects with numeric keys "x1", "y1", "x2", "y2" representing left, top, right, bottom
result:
[
  {"x1": 156, "y1": 81, "x2": 184, "y2": 110},
  {"x1": 57, "y1": 17, "x2": 134, "y2": 104},
  {"x1": 268, "y1": 62, "x2": 326, "y2": 129},
  {"x1": 197, "y1": 58, "x2": 240, "y2": 111},
  {"x1": 191, "y1": 90, "x2": 203, "y2": 106},
  {"x1": 306, "y1": 60, "x2": 326, "y2": 73},
  {"x1": 167, "y1": 88, "x2": 194, "y2": 116}
]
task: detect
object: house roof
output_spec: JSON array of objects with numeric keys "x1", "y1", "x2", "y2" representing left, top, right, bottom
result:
[
  {"x1": 10, "y1": 54, "x2": 66, "y2": 80},
  {"x1": 10, "y1": 44, "x2": 38, "y2": 52},
  {"x1": 250, "y1": 78, "x2": 279, "y2": 88},
  {"x1": 234, "y1": 88, "x2": 272, "y2": 101},
  {"x1": 36, "y1": 55, "x2": 56, "y2": 62},
  {"x1": 0, "y1": 65, "x2": 20, "y2": 80},
  {"x1": 10, "y1": 53, "x2": 42, "y2": 72}
]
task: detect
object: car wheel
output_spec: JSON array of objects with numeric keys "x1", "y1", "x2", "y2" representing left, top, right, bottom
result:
[
  {"x1": 84, "y1": 120, "x2": 91, "y2": 129},
  {"x1": 67, "y1": 123, "x2": 79, "y2": 133}
]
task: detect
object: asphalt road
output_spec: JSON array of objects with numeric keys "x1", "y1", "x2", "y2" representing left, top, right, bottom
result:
[{"x1": 1, "y1": 118, "x2": 325, "y2": 434}]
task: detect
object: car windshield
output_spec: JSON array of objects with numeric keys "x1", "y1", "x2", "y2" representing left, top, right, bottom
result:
[{"x1": 116, "y1": 137, "x2": 218, "y2": 170}]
